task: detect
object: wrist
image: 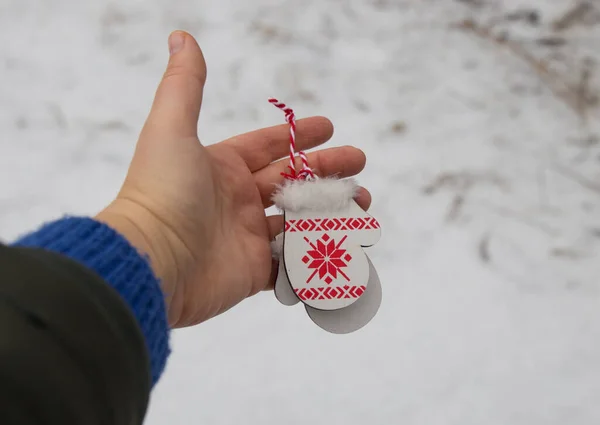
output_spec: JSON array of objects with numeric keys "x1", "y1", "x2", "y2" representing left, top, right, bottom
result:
[{"x1": 95, "y1": 200, "x2": 180, "y2": 309}]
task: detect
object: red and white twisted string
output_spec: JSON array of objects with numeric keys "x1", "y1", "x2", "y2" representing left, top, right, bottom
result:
[{"x1": 268, "y1": 98, "x2": 315, "y2": 181}]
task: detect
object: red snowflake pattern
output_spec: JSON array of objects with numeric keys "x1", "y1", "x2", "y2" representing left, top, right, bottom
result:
[{"x1": 302, "y1": 233, "x2": 352, "y2": 284}]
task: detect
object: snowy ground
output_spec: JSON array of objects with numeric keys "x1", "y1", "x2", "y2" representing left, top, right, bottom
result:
[{"x1": 2, "y1": 0, "x2": 600, "y2": 424}]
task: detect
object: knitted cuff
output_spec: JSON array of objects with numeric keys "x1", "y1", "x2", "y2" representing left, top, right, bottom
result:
[{"x1": 11, "y1": 216, "x2": 170, "y2": 386}]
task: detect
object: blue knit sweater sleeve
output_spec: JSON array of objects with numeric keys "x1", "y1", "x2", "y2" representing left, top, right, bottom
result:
[{"x1": 11, "y1": 216, "x2": 170, "y2": 387}]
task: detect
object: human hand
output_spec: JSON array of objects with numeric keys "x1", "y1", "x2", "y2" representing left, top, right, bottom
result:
[{"x1": 95, "y1": 31, "x2": 372, "y2": 328}]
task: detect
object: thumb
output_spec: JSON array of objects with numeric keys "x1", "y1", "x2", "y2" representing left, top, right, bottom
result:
[
  {"x1": 144, "y1": 31, "x2": 207, "y2": 139},
  {"x1": 347, "y1": 200, "x2": 381, "y2": 248}
]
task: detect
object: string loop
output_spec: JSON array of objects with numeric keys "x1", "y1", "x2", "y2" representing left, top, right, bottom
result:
[{"x1": 268, "y1": 98, "x2": 315, "y2": 181}]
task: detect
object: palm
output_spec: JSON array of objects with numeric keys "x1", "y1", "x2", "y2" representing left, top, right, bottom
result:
[
  {"x1": 176, "y1": 143, "x2": 274, "y2": 327},
  {"x1": 101, "y1": 32, "x2": 371, "y2": 328}
]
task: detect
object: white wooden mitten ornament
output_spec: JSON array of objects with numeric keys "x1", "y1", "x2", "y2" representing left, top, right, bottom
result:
[
  {"x1": 273, "y1": 235, "x2": 382, "y2": 333},
  {"x1": 268, "y1": 98, "x2": 382, "y2": 334}
]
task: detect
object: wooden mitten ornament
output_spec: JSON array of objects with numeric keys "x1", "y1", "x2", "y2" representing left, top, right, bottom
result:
[
  {"x1": 272, "y1": 231, "x2": 382, "y2": 334},
  {"x1": 268, "y1": 98, "x2": 382, "y2": 334}
]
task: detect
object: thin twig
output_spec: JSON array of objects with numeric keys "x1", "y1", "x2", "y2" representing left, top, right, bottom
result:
[
  {"x1": 446, "y1": 194, "x2": 465, "y2": 222},
  {"x1": 476, "y1": 200, "x2": 559, "y2": 236},
  {"x1": 454, "y1": 19, "x2": 583, "y2": 117},
  {"x1": 478, "y1": 232, "x2": 491, "y2": 263},
  {"x1": 575, "y1": 58, "x2": 597, "y2": 122},
  {"x1": 553, "y1": 163, "x2": 600, "y2": 195},
  {"x1": 552, "y1": 2, "x2": 593, "y2": 32}
]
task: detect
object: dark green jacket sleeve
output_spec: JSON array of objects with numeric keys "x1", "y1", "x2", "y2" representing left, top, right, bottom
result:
[{"x1": 0, "y1": 244, "x2": 151, "y2": 424}]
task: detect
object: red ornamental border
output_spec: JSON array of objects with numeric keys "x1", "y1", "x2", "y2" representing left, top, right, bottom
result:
[
  {"x1": 295, "y1": 285, "x2": 366, "y2": 300},
  {"x1": 285, "y1": 217, "x2": 380, "y2": 233}
]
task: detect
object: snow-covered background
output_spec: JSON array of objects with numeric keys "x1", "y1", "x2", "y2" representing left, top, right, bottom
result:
[{"x1": 2, "y1": 0, "x2": 600, "y2": 423}]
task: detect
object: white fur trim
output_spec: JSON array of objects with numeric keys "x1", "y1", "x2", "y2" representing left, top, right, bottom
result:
[{"x1": 272, "y1": 178, "x2": 359, "y2": 213}]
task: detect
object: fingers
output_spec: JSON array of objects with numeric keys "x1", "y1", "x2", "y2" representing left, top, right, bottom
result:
[
  {"x1": 142, "y1": 31, "x2": 207, "y2": 139},
  {"x1": 221, "y1": 116, "x2": 334, "y2": 172},
  {"x1": 255, "y1": 146, "x2": 367, "y2": 207},
  {"x1": 354, "y1": 187, "x2": 373, "y2": 212},
  {"x1": 266, "y1": 187, "x2": 372, "y2": 239}
]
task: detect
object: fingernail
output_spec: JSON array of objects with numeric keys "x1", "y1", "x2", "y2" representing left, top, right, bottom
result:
[{"x1": 168, "y1": 31, "x2": 185, "y2": 55}]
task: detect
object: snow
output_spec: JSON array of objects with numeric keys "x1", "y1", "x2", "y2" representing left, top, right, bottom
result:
[{"x1": 1, "y1": 0, "x2": 600, "y2": 424}]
